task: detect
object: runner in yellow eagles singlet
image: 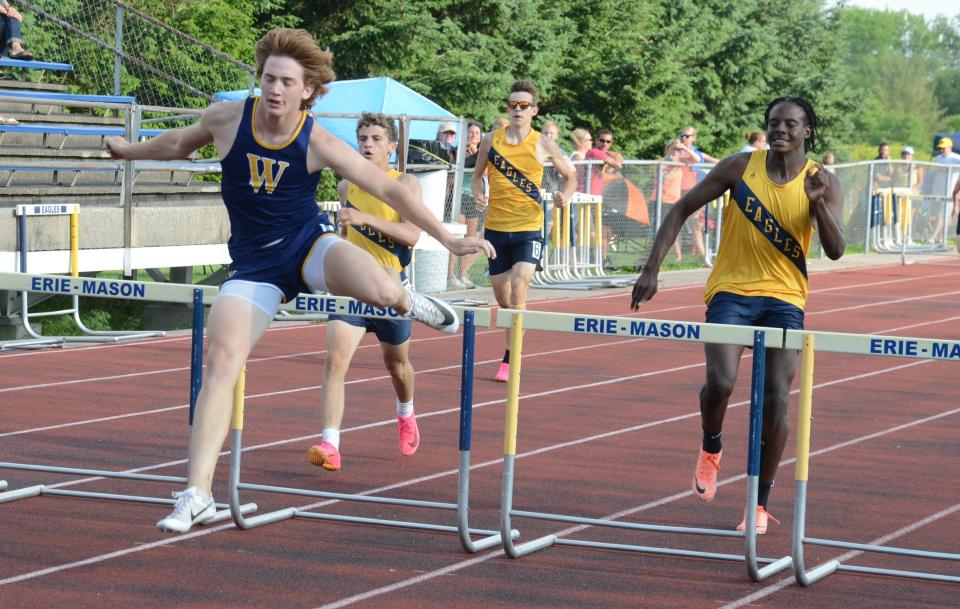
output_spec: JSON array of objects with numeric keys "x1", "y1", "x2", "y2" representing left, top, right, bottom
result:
[{"x1": 630, "y1": 97, "x2": 845, "y2": 535}]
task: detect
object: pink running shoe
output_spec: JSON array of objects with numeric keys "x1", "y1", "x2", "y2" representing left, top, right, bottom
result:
[
  {"x1": 692, "y1": 447, "x2": 722, "y2": 502},
  {"x1": 397, "y1": 414, "x2": 420, "y2": 456},
  {"x1": 736, "y1": 506, "x2": 780, "y2": 535},
  {"x1": 494, "y1": 362, "x2": 510, "y2": 382},
  {"x1": 308, "y1": 441, "x2": 341, "y2": 471}
]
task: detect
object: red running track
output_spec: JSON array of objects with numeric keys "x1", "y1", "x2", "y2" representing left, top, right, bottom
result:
[{"x1": 1, "y1": 258, "x2": 958, "y2": 609}]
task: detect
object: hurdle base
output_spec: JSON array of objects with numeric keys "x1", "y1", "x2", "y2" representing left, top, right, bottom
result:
[
  {"x1": 751, "y1": 555, "x2": 793, "y2": 582},
  {"x1": 0, "y1": 484, "x2": 44, "y2": 502},
  {"x1": 236, "y1": 507, "x2": 297, "y2": 529},
  {"x1": 506, "y1": 534, "x2": 556, "y2": 558},
  {"x1": 464, "y1": 529, "x2": 520, "y2": 553},
  {"x1": 796, "y1": 559, "x2": 840, "y2": 586},
  {"x1": 208, "y1": 503, "x2": 257, "y2": 525}
]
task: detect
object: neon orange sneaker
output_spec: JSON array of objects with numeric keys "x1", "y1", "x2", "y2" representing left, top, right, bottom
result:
[
  {"x1": 736, "y1": 505, "x2": 780, "y2": 535},
  {"x1": 307, "y1": 441, "x2": 341, "y2": 471},
  {"x1": 494, "y1": 362, "x2": 509, "y2": 382},
  {"x1": 692, "y1": 448, "x2": 721, "y2": 502},
  {"x1": 397, "y1": 414, "x2": 420, "y2": 456}
]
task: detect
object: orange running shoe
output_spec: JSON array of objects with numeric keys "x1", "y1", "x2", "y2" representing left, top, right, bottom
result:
[
  {"x1": 736, "y1": 505, "x2": 780, "y2": 535},
  {"x1": 692, "y1": 447, "x2": 722, "y2": 502},
  {"x1": 307, "y1": 441, "x2": 341, "y2": 471},
  {"x1": 494, "y1": 362, "x2": 509, "y2": 382}
]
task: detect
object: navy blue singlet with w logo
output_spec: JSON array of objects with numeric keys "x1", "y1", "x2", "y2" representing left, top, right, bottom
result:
[{"x1": 219, "y1": 96, "x2": 335, "y2": 299}]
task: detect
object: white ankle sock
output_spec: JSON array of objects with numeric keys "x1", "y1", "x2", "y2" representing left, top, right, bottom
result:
[
  {"x1": 322, "y1": 427, "x2": 340, "y2": 449},
  {"x1": 397, "y1": 398, "x2": 414, "y2": 418}
]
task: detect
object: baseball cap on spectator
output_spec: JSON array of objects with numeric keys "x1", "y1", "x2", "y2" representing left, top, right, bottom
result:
[
  {"x1": 437, "y1": 121, "x2": 457, "y2": 135},
  {"x1": 938, "y1": 137, "x2": 953, "y2": 149},
  {"x1": 902, "y1": 146, "x2": 914, "y2": 155}
]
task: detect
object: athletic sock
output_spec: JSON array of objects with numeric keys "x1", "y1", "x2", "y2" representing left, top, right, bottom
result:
[
  {"x1": 758, "y1": 481, "x2": 774, "y2": 509},
  {"x1": 321, "y1": 427, "x2": 340, "y2": 450},
  {"x1": 702, "y1": 429, "x2": 722, "y2": 454},
  {"x1": 502, "y1": 350, "x2": 510, "y2": 364},
  {"x1": 396, "y1": 398, "x2": 414, "y2": 418}
]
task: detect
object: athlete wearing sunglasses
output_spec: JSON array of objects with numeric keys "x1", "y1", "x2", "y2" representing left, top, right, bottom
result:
[{"x1": 471, "y1": 80, "x2": 576, "y2": 382}]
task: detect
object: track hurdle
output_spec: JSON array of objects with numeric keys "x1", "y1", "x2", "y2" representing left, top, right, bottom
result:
[
  {"x1": 495, "y1": 308, "x2": 794, "y2": 581},
  {"x1": 2, "y1": 203, "x2": 164, "y2": 350},
  {"x1": 225, "y1": 295, "x2": 517, "y2": 552},
  {"x1": 0, "y1": 271, "x2": 256, "y2": 522},
  {"x1": 536, "y1": 193, "x2": 622, "y2": 289},
  {"x1": 785, "y1": 329, "x2": 960, "y2": 585}
]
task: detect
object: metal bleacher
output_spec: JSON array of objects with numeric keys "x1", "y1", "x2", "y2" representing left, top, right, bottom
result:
[{"x1": 0, "y1": 59, "x2": 229, "y2": 339}]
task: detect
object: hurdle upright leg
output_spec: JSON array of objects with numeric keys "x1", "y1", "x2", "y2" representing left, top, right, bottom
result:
[
  {"x1": 227, "y1": 302, "x2": 507, "y2": 548},
  {"x1": 744, "y1": 330, "x2": 794, "y2": 581}
]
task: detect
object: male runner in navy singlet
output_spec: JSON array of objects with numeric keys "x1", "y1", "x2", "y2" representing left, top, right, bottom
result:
[{"x1": 105, "y1": 28, "x2": 494, "y2": 533}]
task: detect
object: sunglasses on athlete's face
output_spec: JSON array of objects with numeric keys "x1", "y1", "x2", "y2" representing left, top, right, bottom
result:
[
  {"x1": 680, "y1": 133, "x2": 694, "y2": 139},
  {"x1": 441, "y1": 130, "x2": 456, "y2": 136},
  {"x1": 598, "y1": 138, "x2": 612, "y2": 144},
  {"x1": 506, "y1": 100, "x2": 534, "y2": 110}
]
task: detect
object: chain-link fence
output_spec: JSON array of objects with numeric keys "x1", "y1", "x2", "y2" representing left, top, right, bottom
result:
[
  {"x1": 422, "y1": 157, "x2": 959, "y2": 295},
  {"x1": 17, "y1": 0, "x2": 253, "y2": 109}
]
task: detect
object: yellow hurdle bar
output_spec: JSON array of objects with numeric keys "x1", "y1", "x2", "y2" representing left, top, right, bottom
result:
[
  {"x1": 231, "y1": 365, "x2": 246, "y2": 431},
  {"x1": 69, "y1": 207, "x2": 79, "y2": 277},
  {"x1": 503, "y1": 312, "x2": 525, "y2": 457},
  {"x1": 794, "y1": 335, "x2": 815, "y2": 483}
]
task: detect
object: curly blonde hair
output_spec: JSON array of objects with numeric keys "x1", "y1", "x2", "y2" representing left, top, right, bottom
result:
[{"x1": 255, "y1": 29, "x2": 335, "y2": 110}]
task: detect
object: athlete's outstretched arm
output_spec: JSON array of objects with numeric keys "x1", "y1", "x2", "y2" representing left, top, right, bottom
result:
[
  {"x1": 103, "y1": 103, "x2": 227, "y2": 160},
  {"x1": 631, "y1": 154, "x2": 746, "y2": 309},
  {"x1": 315, "y1": 128, "x2": 495, "y2": 259},
  {"x1": 806, "y1": 164, "x2": 845, "y2": 259}
]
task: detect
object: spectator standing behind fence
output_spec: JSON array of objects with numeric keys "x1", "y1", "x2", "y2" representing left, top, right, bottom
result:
[
  {"x1": 677, "y1": 127, "x2": 717, "y2": 260},
  {"x1": 872, "y1": 143, "x2": 893, "y2": 190},
  {"x1": 569, "y1": 128, "x2": 592, "y2": 192},
  {"x1": 659, "y1": 139, "x2": 691, "y2": 262},
  {"x1": 449, "y1": 121, "x2": 485, "y2": 289},
  {"x1": 821, "y1": 152, "x2": 835, "y2": 172},
  {"x1": 953, "y1": 177, "x2": 960, "y2": 253},
  {"x1": 894, "y1": 146, "x2": 922, "y2": 190},
  {"x1": 739, "y1": 131, "x2": 766, "y2": 153},
  {"x1": 585, "y1": 129, "x2": 624, "y2": 266},
  {"x1": 929, "y1": 138, "x2": 960, "y2": 241}
]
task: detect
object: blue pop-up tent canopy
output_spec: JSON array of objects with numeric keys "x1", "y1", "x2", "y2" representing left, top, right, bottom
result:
[{"x1": 215, "y1": 76, "x2": 457, "y2": 150}]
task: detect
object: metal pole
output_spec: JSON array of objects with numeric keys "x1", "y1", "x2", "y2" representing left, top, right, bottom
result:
[
  {"x1": 113, "y1": 5, "x2": 124, "y2": 96},
  {"x1": 864, "y1": 164, "x2": 874, "y2": 254}
]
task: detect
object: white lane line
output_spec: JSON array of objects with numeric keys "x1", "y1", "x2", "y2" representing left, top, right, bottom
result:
[
  {"x1": 3, "y1": 355, "x2": 956, "y2": 589},
  {"x1": 718, "y1": 502, "x2": 960, "y2": 609},
  {"x1": 310, "y1": 401, "x2": 960, "y2": 609},
  {"x1": 0, "y1": 336, "x2": 648, "y2": 438}
]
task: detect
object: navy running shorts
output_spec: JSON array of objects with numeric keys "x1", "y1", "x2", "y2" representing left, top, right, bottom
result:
[
  {"x1": 484, "y1": 228, "x2": 544, "y2": 276},
  {"x1": 706, "y1": 291, "x2": 804, "y2": 330}
]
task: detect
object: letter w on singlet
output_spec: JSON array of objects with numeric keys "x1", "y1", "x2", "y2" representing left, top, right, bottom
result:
[
  {"x1": 247, "y1": 153, "x2": 290, "y2": 195},
  {"x1": 489, "y1": 147, "x2": 541, "y2": 204},
  {"x1": 732, "y1": 180, "x2": 807, "y2": 277}
]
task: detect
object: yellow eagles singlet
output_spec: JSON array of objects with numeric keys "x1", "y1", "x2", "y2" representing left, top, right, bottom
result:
[
  {"x1": 344, "y1": 169, "x2": 412, "y2": 275},
  {"x1": 485, "y1": 127, "x2": 544, "y2": 232},
  {"x1": 704, "y1": 151, "x2": 814, "y2": 309}
]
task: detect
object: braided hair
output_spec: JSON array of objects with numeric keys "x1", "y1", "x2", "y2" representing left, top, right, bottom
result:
[{"x1": 763, "y1": 96, "x2": 821, "y2": 153}]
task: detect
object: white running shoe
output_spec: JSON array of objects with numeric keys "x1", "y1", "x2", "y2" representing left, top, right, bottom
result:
[
  {"x1": 404, "y1": 286, "x2": 459, "y2": 334},
  {"x1": 156, "y1": 486, "x2": 216, "y2": 533}
]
